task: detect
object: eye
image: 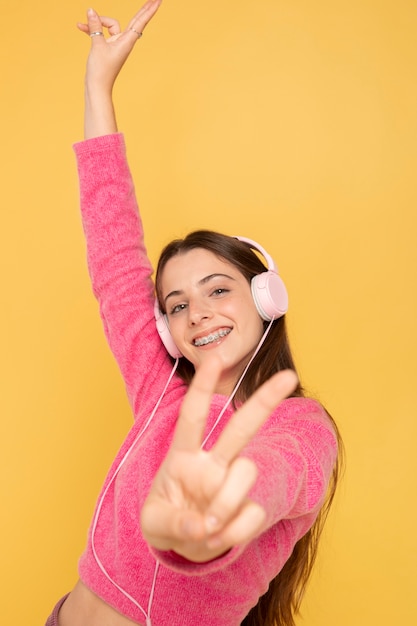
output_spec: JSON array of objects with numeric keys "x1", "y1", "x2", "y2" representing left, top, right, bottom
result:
[
  {"x1": 211, "y1": 288, "x2": 229, "y2": 297},
  {"x1": 170, "y1": 303, "x2": 187, "y2": 315}
]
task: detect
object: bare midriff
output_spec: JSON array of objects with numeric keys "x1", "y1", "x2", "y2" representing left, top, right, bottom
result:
[{"x1": 58, "y1": 580, "x2": 141, "y2": 626}]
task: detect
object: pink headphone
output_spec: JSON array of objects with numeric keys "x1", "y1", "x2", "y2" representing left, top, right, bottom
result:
[{"x1": 154, "y1": 236, "x2": 288, "y2": 358}]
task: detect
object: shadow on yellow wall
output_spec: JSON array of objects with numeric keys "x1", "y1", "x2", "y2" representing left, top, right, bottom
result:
[{"x1": 1, "y1": 1, "x2": 416, "y2": 624}]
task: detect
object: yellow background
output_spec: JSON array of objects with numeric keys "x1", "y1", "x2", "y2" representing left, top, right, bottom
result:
[{"x1": 1, "y1": 0, "x2": 416, "y2": 624}]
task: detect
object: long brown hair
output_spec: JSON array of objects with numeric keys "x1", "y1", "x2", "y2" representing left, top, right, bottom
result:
[{"x1": 155, "y1": 230, "x2": 343, "y2": 626}]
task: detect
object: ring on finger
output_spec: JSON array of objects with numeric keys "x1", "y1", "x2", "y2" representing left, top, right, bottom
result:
[
  {"x1": 90, "y1": 31, "x2": 104, "y2": 37},
  {"x1": 130, "y1": 28, "x2": 143, "y2": 38}
]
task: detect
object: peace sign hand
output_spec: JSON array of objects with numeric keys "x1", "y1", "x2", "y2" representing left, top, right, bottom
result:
[{"x1": 140, "y1": 357, "x2": 298, "y2": 563}]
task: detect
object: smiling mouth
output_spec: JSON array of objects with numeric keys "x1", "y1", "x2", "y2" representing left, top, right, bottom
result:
[{"x1": 193, "y1": 328, "x2": 232, "y2": 346}]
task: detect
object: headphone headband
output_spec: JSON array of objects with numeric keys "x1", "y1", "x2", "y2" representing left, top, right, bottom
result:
[{"x1": 233, "y1": 236, "x2": 278, "y2": 273}]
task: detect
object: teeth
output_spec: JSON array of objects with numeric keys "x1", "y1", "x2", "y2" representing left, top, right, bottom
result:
[{"x1": 194, "y1": 329, "x2": 231, "y2": 346}]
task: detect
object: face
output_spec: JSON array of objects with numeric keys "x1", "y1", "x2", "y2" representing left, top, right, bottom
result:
[{"x1": 160, "y1": 248, "x2": 264, "y2": 395}]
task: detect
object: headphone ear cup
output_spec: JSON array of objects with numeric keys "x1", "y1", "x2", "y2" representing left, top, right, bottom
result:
[
  {"x1": 251, "y1": 271, "x2": 288, "y2": 321},
  {"x1": 154, "y1": 300, "x2": 183, "y2": 359}
]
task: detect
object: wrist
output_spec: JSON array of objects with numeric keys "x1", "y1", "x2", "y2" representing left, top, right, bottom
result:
[
  {"x1": 84, "y1": 79, "x2": 113, "y2": 103},
  {"x1": 83, "y1": 94, "x2": 118, "y2": 139}
]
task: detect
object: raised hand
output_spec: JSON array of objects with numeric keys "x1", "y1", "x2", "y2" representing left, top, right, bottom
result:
[
  {"x1": 77, "y1": 0, "x2": 162, "y2": 93},
  {"x1": 77, "y1": 1, "x2": 162, "y2": 137},
  {"x1": 141, "y1": 357, "x2": 298, "y2": 562}
]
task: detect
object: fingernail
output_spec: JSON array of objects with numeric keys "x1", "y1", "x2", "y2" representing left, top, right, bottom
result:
[
  {"x1": 205, "y1": 515, "x2": 220, "y2": 533},
  {"x1": 207, "y1": 535, "x2": 222, "y2": 549},
  {"x1": 87, "y1": 8, "x2": 95, "y2": 17},
  {"x1": 182, "y1": 518, "x2": 197, "y2": 537}
]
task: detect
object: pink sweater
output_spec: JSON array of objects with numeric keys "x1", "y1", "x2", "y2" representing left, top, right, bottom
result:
[{"x1": 73, "y1": 133, "x2": 338, "y2": 626}]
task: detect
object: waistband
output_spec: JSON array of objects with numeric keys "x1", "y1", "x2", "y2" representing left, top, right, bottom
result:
[{"x1": 45, "y1": 593, "x2": 70, "y2": 626}]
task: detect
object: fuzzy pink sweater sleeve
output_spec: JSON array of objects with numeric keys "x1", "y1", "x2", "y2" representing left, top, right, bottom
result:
[{"x1": 73, "y1": 133, "x2": 173, "y2": 419}]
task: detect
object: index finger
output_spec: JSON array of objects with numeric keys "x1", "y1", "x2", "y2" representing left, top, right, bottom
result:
[
  {"x1": 171, "y1": 356, "x2": 223, "y2": 452},
  {"x1": 211, "y1": 370, "x2": 298, "y2": 465},
  {"x1": 126, "y1": 0, "x2": 163, "y2": 35}
]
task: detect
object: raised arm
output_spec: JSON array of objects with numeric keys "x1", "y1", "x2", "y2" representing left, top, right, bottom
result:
[
  {"x1": 77, "y1": 0, "x2": 162, "y2": 138},
  {"x1": 74, "y1": 1, "x2": 172, "y2": 419}
]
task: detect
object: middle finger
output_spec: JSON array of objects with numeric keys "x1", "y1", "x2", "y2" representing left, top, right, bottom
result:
[
  {"x1": 211, "y1": 369, "x2": 298, "y2": 466},
  {"x1": 99, "y1": 16, "x2": 122, "y2": 36}
]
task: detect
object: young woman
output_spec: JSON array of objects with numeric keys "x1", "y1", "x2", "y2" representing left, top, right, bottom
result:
[{"x1": 46, "y1": 2, "x2": 341, "y2": 625}]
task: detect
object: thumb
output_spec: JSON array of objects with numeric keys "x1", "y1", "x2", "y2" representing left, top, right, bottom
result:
[
  {"x1": 141, "y1": 499, "x2": 206, "y2": 549},
  {"x1": 86, "y1": 8, "x2": 104, "y2": 39}
]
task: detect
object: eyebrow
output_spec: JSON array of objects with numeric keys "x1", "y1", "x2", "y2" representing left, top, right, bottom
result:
[{"x1": 164, "y1": 273, "x2": 236, "y2": 305}]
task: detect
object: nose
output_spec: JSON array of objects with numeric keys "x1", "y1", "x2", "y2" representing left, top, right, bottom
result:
[{"x1": 188, "y1": 299, "x2": 212, "y2": 326}]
